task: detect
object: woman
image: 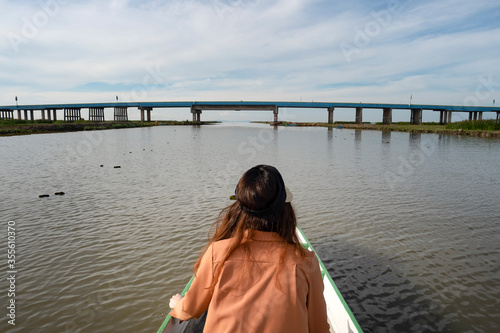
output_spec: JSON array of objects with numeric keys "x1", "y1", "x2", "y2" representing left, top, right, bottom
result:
[{"x1": 169, "y1": 165, "x2": 329, "y2": 332}]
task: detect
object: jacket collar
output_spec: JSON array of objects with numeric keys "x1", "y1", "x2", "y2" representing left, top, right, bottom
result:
[{"x1": 243, "y1": 229, "x2": 284, "y2": 242}]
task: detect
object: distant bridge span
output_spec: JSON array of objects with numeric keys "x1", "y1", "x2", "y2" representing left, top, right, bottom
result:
[{"x1": 0, "y1": 101, "x2": 499, "y2": 124}]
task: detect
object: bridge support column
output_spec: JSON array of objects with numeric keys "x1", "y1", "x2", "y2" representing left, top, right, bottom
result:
[
  {"x1": 64, "y1": 108, "x2": 81, "y2": 121},
  {"x1": 382, "y1": 108, "x2": 392, "y2": 124},
  {"x1": 89, "y1": 107, "x2": 105, "y2": 121},
  {"x1": 479, "y1": 112, "x2": 483, "y2": 120},
  {"x1": 497, "y1": 112, "x2": 500, "y2": 123},
  {"x1": 469, "y1": 112, "x2": 473, "y2": 121},
  {"x1": 448, "y1": 111, "x2": 452, "y2": 123},
  {"x1": 30, "y1": 110, "x2": 34, "y2": 121},
  {"x1": 273, "y1": 107, "x2": 279, "y2": 123},
  {"x1": 114, "y1": 107, "x2": 128, "y2": 121},
  {"x1": 47, "y1": 109, "x2": 52, "y2": 121},
  {"x1": 355, "y1": 107, "x2": 363, "y2": 124},
  {"x1": 17, "y1": 110, "x2": 22, "y2": 120},
  {"x1": 190, "y1": 107, "x2": 202, "y2": 122},
  {"x1": 441, "y1": 110, "x2": 450, "y2": 125},
  {"x1": 24, "y1": 110, "x2": 28, "y2": 120},
  {"x1": 52, "y1": 109, "x2": 57, "y2": 121},
  {"x1": 327, "y1": 107, "x2": 334, "y2": 124},
  {"x1": 410, "y1": 109, "x2": 422, "y2": 124},
  {"x1": 139, "y1": 107, "x2": 152, "y2": 122},
  {"x1": 41, "y1": 109, "x2": 46, "y2": 120},
  {"x1": 1, "y1": 110, "x2": 15, "y2": 119},
  {"x1": 473, "y1": 112, "x2": 478, "y2": 120}
]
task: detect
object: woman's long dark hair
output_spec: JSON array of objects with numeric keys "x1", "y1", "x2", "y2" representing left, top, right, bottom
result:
[{"x1": 194, "y1": 165, "x2": 306, "y2": 284}]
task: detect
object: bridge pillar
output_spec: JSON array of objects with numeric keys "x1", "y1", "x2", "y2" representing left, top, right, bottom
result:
[
  {"x1": 114, "y1": 107, "x2": 128, "y2": 121},
  {"x1": 273, "y1": 107, "x2": 279, "y2": 123},
  {"x1": 1, "y1": 110, "x2": 15, "y2": 119},
  {"x1": 24, "y1": 110, "x2": 28, "y2": 121},
  {"x1": 440, "y1": 111, "x2": 449, "y2": 125},
  {"x1": 89, "y1": 107, "x2": 105, "y2": 121},
  {"x1": 47, "y1": 109, "x2": 52, "y2": 121},
  {"x1": 497, "y1": 112, "x2": 500, "y2": 123},
  {"x1": 190, "y1": 107, "x2": 202, "y2": 122},
  {"x1": 410, "y1": 109, "x2": 422, "y2": 124},
  {"x1": 447, "y1": 111, "x2": 452, "y2": 123},
  {"x1": 41, "y1": 109, "x2": 46, "y2": 120},
  {"x1": 64, "y1": 108, "x2": 81, "y2": 121},
  {"x1": 469, "y1": 112, "x2": 473, "y2": 121},
  {"x1": 138, "y1": 107, "x2": 152, "y2": 122},
  {"x1": 479, "y1": 112, "x2": 483, "y2": 120},
  {"x1": 382, "y1": 108, "x2": 392, "y2": 124},
  {"x1": 17, "y1": 110, "x2": 22, "y2": 120},
  {"x1": 52, "y1": 109, "x2": 57, "y2": 121},
  {"x1": 473, "y1": 112, "x2": 477, "y2": 120},
  {"x1": 355, "y1": 107, "x2": 363, "y2": 124},
  {"x1": 327, "y1": 107, "x2": 334, "y2": 124},
  {"x1": 30, "y1": 110, "x2": 34, "y2": 121}
]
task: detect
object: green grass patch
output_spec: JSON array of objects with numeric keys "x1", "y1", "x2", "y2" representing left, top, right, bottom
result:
[
  {"x1": 446, "y1": 120, "x2": 500, "y2": 131},
  {"x1": 0, "y1": 119, "x2": 59, "y2": 125}
]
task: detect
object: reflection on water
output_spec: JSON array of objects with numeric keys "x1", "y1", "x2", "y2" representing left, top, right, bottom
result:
[{"x1": 0, "y1": 124, "x2": 499, "y2": 333}]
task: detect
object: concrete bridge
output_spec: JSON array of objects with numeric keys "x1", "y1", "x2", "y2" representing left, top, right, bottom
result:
[{"x1": 0, "y1": 101, "x2": 498, "y2": 125}]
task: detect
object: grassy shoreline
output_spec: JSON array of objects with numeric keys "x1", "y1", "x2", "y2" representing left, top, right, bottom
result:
[
  {"x1": 255, "y1": 120, "x2": 500, "y2": 138},
  {"x1": 0, "y1": 120, "x2": 219, "y2": 136}
]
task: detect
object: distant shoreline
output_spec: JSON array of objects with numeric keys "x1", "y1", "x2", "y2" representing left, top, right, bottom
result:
[
  {"x1": 0, "y1": 120, "x2": 219, "y2": 136},
  {"x1": 253, "y1": 121, "x2": 500, "y2": 138},
  {"x1": 2, "y1": 120, "x2": 499, "y2": 138}
]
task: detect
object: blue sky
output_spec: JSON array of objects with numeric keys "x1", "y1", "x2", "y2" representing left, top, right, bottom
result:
[{"x1": 1, "y1": 0, "x2": 499, "y2": 122}]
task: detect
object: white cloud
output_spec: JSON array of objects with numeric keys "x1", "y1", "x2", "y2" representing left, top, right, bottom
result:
[{"x1": 0, "y1": 0, "x2": 499, "y2": 121}]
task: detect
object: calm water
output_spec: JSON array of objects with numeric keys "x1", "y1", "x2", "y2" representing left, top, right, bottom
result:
[{"x1": 1, "y1": 123, "x2": 499, "y2": 333}]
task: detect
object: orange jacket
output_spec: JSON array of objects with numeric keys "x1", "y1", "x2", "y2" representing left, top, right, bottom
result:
[{"x1": 170, "y1": 230, "x2": 330, "y2": 332}]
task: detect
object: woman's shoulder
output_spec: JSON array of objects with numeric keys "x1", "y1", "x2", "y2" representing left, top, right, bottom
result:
[
  {"x1": 298, "y1": 248, "x2": 321, "y2": 271},
  {"x1": 209, "y1": 238, "x2": 237, "y2": 259}
]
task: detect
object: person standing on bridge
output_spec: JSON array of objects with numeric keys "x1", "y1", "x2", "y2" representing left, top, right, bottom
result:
[{"x1": 169, "y1": 164, "x2": 329, "y2": 332}]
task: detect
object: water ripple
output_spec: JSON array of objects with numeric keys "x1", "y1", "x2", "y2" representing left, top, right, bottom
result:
[{"x1": 1, "y1": 126, "x2": 499, "y2": 332}]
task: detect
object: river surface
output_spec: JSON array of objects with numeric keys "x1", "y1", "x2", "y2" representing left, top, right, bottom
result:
[{"x1": 1, "y1": 123, "x2": 499, "y2": 333}]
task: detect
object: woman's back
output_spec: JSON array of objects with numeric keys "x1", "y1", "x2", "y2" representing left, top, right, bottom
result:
[
  {"x1": 169, "y1": 165, "x2": 329, "y2": 332},
  {"x1": 171, "y1": 230, "x2": 329, "y2": 333}
]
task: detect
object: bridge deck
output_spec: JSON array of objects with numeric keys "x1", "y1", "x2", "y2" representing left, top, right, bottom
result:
[{"x1": 0, "y1": 101, "x2": 498, "y2": 112}]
